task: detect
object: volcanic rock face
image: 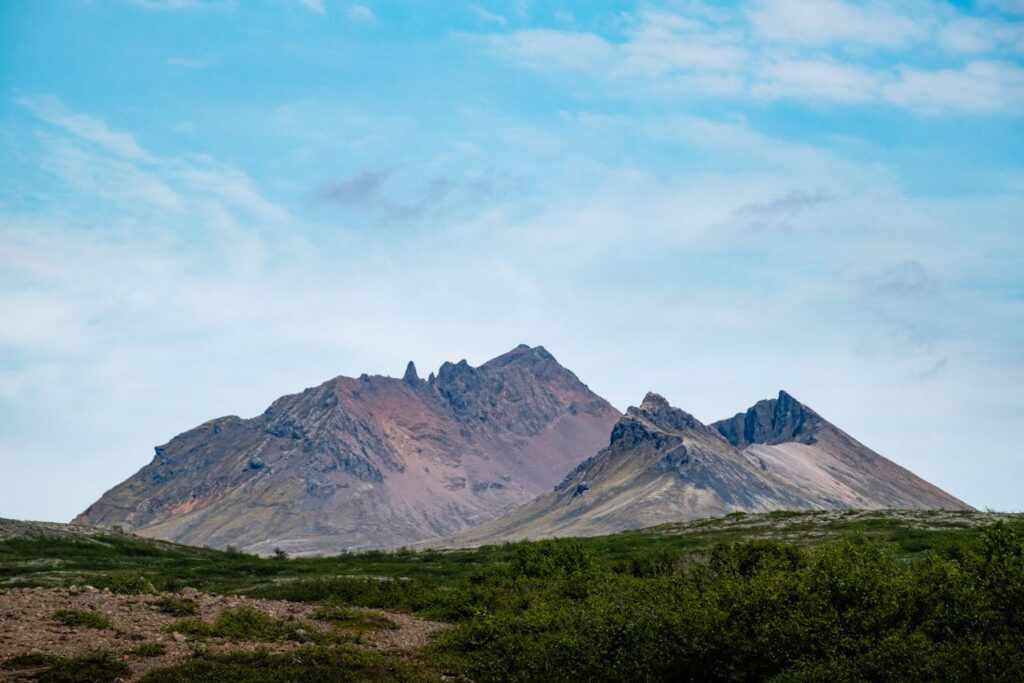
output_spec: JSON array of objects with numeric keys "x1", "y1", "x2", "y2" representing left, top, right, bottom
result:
[
  {"x1": 453, "y1": 391, "x2": 972, "y2": 545},
  {"x1": 74, "y1": 345, "x2": 620, "y2": 554}
]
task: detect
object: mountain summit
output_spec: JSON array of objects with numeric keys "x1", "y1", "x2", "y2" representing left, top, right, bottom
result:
[
  {"x1": 710, "y1": 391, "x2": 968, "y2": 511},
  {"x1": 713, "y1": 390, "x2": 822, "y2": 448},
  {"x1": 453, "y1": 391, "x2": 971, "y2": 545},
  {"x1": 74, "y1": 346, "x2": 620, "y2": 554}
]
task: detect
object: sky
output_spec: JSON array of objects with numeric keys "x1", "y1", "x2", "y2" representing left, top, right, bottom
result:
[{"x1": 1, "y1": 0, "x2": 1022, "y2": 521}]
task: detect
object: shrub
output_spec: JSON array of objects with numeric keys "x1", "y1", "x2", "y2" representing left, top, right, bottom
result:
[
  {"x1": 34, "y1": 651, "x2": 130, "y2": 683},
  {"x1": 437, "y1": 527, "x2": 1024, "y2": 682},
  {"x1": 138, "y1": 646, "x2": 433, "y2": 682},
  {"x1": 151, "y1": 595, "x2": 199, "y2": 616},
  {"x1": 129, "y1": 642, "x2": 167, "y2": 657},
  {"x1": 311, "y1": 605, "x2": 399, "y2": 631},
  {"x1": 2, "y1": 653, "x2": 60, "y2": 669},
  {"x1": 52, "y1": 609, "x2": 113, "y2": 630},
  {"x1": 91, "y1": 573, "x2": 157, "y2": 595},
  {"x1": 167, "y1": 606, "x2": 334, "y2": 644}
]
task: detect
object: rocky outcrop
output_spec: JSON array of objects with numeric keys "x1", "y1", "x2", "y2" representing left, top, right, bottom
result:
[
  {"x1": 74, "y1": 345, "x2": 620, "y2": 555},
  {"x1": 452, "y1": 390, "x2": 972, "y2": 546},
  {"x1": 713, "y1": 390, "x2": 822, "y2": 448}
]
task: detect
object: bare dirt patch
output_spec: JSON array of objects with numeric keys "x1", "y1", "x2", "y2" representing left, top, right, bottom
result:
[{"x1": 0, "y1": 586, "x2": 446, "y2": 681}]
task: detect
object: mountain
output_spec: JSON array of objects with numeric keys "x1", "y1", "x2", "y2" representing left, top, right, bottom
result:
[
  {"x1": 74, "y1": 345, "x2": 620, "y2": 554},
  {"x1": 451, "y1": 391, "x2": 971, "y2": 545},
  {"x1": 710, "y1": 390, "x2": 967, "y2": 511}
]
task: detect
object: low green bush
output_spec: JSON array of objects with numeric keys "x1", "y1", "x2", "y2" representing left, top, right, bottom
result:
[
  {"x1": 151, "y1": 594, "x2": 199, "y2": 616},
  {"x1": 311, "y1": 605, "x2": 399, "y2": 631},
  {"x1": 2, "y1": 653, "x2": 60, "y2": 669},
  {"x1": 128, "y1": 642, "x2": 167, "y2": 657},
  {"x1": 32, "y1": 651, "x2": 130, "y2": 683},
  {"x1": 52, "y1": 609, "x2": 113, "y2": 630},
  {"x1": 91, "y1": 573, "x2": 158, "y2": 595},
  {"x1": 167, "y1": 606, "x2": 335, "y2": 644},
  {"x1": 138, "y1": 646, "x2": 434, "y2": 682}
]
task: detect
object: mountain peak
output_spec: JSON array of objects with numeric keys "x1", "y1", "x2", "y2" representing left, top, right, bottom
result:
[
  {"x1": 712, "y1": 390, "x2": 822, "y2": 449},
  {"x1": 402, "y1": 361, "x2": 420, "y2": 385},
  {"x1": 640, "y1": 392, "x2": 670, "y2": 410},
  {"x1": 626, "y1": 392, "x2": 707, "y2": 435},
  {"x1": 74, "y1": 345, "x2": 622, "y2": 554},
  {"x1": 483, "y1": 344, "x2": 558, "y2": 369}
]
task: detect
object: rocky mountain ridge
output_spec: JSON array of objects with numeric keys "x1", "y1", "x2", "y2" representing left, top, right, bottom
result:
[
  {"x1": 452, "y1": 390, "x2": 972, "y2": 545},
  {"x1": 74, "y1": 345, "x2": 621, "y2": 554}
]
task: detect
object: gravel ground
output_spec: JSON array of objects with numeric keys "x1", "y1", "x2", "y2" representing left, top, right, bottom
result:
[{"x1": 0, "y1": 586, "x2": 447, "y2": 681}]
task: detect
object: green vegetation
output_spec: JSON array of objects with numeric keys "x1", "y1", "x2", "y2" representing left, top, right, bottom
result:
[
  {"x1": 128, "y1": 642, "x2": 167, "y2": 657},
  {"x1": 3, "y1": 510, "x2": 1024, "y2": 681},
  {"x1": 137, "y1": 646, "x2": 434, "y2": 682},
  {"x1": 311, "y1": 605, "x2": 400, "y2": 631},
  {"x1": 90, "y1": 573, "x2": 157, "y2": 594},
  {"x1": 52, "y1": 608, "x2": 114, "y2": 630},
  {"x1": 168, "y1": 606, "x2": 297, "y2": 641},
  {"x1": 3, "y1": 510, "x2": 1021, "y2": 597},
  {"x1": 2, "y1": 653, "x2": 60, "y2": 669},
  {"x1": 6, "y1": 650, "x2": 131, "y2": 683},
  {"x1": 167, "y1": 606, "x2": 336, "y2": 645},
  {"x1": 150, "y1": 594, "x2": 198, "y2": 616},
  {"x1": 432, "y1": 526, "x2": 1024, "y2": 681}
]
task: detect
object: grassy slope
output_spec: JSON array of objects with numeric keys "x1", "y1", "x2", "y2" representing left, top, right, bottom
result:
[
  {"x1": 3, "y1": 510, "x2": 1024, "y2": 681},
  {"x1": 1, "y1": 509, "x2": 1021, "y2": 595}
]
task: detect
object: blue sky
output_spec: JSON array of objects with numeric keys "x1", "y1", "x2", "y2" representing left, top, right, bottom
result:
[{"x1": 1, "y1": 0, "x2": 1022, "y2": 520}]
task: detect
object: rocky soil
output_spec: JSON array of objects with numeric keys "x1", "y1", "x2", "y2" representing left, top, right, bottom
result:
[{"x1": 0, "y1": 586, "x2": 447, "y2": 681}]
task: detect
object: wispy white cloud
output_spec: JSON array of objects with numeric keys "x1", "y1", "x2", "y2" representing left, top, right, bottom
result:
[
  {"x1": 618, "y1": 11, "x2": 747, "y2": 75},
  {"x1": 749, "y1": 0, "x2": 926, "y2": 49},
  {"x1": 39, "y1": 137, "x2": 183, "y2": 212},
  {"x1": 129, "y1": 0, "x2": 235, "y2": 10},
  {"x1": 937, "y1": 16, "x2": 1024, "y2": 54},
  {"x1": 346, "y1": 4, "x2": 376, "y2": 22},
  {"x1": 17, "y1": 94, "x2": 291, "y2": 225},
  {"x1": 885, "y1": 60, "x2": 1024, "y2": 113},
  {"x1": 483, "y1": 3, "x2": 1024, "y2": 115},
  {"x1": 753, "y1": 59, "x2": 879, "y2": 103},
  {"x1": 176, "y1": 162, "x2": 292, "y2": 224},
  {"x1": 472, "y1": 4, "x2": 508, "y2": 25},
  {"x1": 487, "y1": 13, "x2": 748, "y2": 97},
  {"x1": 16, "y1": 94, "x2": 153, "y2": 161},
  {"x1": 488, "y1": 29, "x2": 614, "y2": 72},
  {"x1": 296, "y1": 0, "x2": 326, "y2": 15}
]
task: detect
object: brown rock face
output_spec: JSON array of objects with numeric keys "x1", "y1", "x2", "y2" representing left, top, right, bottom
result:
[
  {"x1": 452, "y1": 390, "x2": 972, "y2": 546},
  {"x1": 73, "y1": 345, "x2": 620, "y2": 554}
]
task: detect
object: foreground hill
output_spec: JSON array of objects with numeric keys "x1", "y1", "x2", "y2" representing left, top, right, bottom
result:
[
  {"x1": 2, "y1": 510, "x2": 1021, "y2": 681},
  {"x1": 74, "y1": 345, "x2": 620, "y2": 554},
  {"x1": 454, "y1": 391, "x2": 970, "y2": 544}
]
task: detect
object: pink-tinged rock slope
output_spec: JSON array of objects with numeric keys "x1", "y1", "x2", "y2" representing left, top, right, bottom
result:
[{"x1": 74, "y1": 345, "x2": 620, "y2": 554}]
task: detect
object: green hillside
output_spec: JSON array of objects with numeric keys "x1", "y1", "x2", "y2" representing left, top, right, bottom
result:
[{"x1": 2, "y1": 509, "x2": 1023, "y2": 681}]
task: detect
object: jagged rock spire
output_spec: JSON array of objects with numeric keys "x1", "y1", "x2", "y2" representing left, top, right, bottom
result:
[{"x1": 403, "y1": 361, "x2": 420, "y2": 385}]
